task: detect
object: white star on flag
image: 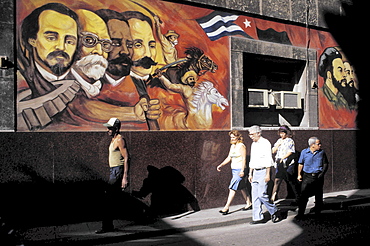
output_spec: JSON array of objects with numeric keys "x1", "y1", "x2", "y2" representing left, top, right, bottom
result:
[
  {"x1": 196, "y1": 11, "x2": 252, "y2": 41},
  {"x1": 243, "y1": 19, "x2": 251, "y2": 28}
]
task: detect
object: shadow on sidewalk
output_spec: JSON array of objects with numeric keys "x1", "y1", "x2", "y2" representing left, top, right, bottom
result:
[
  {"x1": 0, "y1": 165, "x2": 202, "y2": 246},
  {"x1": 131, "y1": 165, "x2": 200, "y2": 217},
  {"x1": 284, "y1": 189, "x2": 370, "y2": 246}
]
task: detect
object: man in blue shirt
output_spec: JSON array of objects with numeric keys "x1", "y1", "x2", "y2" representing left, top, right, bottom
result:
[{"x1": 295, "y1": 137, "x2": 328, "y2": 220}]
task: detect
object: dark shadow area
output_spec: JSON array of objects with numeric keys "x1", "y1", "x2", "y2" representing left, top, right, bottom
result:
[
  {"x1": 0, "y1": 132, "x2": 203, "y2": 245},
  {"x1": 322, "y1": 193, "x2": 370, "y2": 211},
  {"x1": 0, "y1": 166, "x2": 202, "y2": 246},
  {"x1": 323, "y1": 0, "x2": 369, "y2": 189},
  {"x1": 132, "y1": 165, "x2": 200, "y2": 217},
  {"x1": 285, "y1": 2, "x2": 370, "y2": 244},
  {"x1": 285, "y1": 197, "x2": 370, "y2": 245}
]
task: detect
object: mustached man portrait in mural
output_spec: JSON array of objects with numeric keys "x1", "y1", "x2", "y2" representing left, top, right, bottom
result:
[{"x1": 16, "y1": 0, "x2": 230, "y2": 132}]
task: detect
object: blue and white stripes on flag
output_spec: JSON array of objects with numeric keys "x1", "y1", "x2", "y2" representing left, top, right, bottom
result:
[{"x1": 196, "y1": 11, "x2": 252, "y2": 41}]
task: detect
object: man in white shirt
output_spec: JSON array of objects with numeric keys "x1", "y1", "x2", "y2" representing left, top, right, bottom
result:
[{"x1": 248, "y1": 125, "x2": 281, "y2": 224}]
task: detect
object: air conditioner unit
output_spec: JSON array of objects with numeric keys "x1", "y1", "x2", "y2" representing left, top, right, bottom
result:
[
  {"x1": 271, "y1": 91, "x2": 302, "y2": 109},
  {"x1": 247, "y1": 89, "x2": 269, "y2": 108}
]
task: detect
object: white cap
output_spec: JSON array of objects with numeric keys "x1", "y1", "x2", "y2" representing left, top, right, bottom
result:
[
  {"x1": 103, "y1": 118, "x2": 120, "y2": 128},
  {"x1": 248, "y1": 125, "x2": 262, "y2": 134}
]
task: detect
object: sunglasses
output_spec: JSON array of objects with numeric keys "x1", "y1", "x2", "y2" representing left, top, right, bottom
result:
[{"x1": 80, "y1": 32, "x2": 113, "y2": 53}]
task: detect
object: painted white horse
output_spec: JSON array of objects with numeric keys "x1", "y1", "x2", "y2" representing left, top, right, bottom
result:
[{"x1": 187, "y1": 81, "x2": 229, "y2": 129}]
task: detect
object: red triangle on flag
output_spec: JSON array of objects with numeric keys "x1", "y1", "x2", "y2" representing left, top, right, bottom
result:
[{"x1": 234, "y1": 16, "x2": 259, "y2": 40}]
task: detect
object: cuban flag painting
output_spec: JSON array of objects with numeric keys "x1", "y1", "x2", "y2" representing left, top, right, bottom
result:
[{"x1": 196, "y1": 11, "x2": 253, "y2": 41}]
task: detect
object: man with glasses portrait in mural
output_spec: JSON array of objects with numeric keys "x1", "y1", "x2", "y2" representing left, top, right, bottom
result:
[
  {"x1": 58, "y1": 8, "x2": 159, "y2": 129},
  {"x1": 69, "y1": 9, "x2": 111, "y2": 99}
]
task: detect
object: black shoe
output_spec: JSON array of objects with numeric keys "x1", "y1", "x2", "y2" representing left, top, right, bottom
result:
[
  {"x1": 294, "y1": 214, "x2": 305, "y2": 221},
  {"x1": 309, "y1": 207, "x2": 322, "y2": 215},
  {"x1": 219, "y1": 209, "x2": 229, "y2": 215},
  {"x1": 290, "y1": 201, "x2": 298, "y2": 207},
  {"x1": 250, "y1": 219, "x2": 265, "y2": 225},
  {"x1": 95, "y1": 228, "x2": 114, "y2": 234},
  {"x1": 242, "y1": 205, "x2": 252, "y2": 211},
  {"x1": 271, "y1": 210, "x2": 282, "y2": 223}
]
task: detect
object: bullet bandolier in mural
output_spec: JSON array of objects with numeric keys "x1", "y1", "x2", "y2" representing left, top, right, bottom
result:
[{"x1": 16, "y1": 0, "x2": 357, "y2": 131}]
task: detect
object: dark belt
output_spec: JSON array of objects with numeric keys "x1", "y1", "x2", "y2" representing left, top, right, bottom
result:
[
  {"x1": 255, "y1": 167, "x2": 267, "y2": 171},
  {"x1": 304, "y1": 172, "x2": 321, "y2": 177}
]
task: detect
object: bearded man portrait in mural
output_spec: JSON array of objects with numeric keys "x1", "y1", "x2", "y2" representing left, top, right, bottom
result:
[
  {"x1": 17, "y1": 3, "x2": 80, "y2": 130},
  {"x1": 318, "y1": 46, "x2": 358, "y2": 128},
  {"x1": 19, "y1": 3, "x2": 79, "y2": 97},
  {"x1": 343, "y1": 60, "x2": 359, "y2": 109},
  {"x1": 319, "y1": 47, "x2": 350, "y2": 110},
  {"x1": 336, "y1": 48, "x2": 359, "y2": 111}
]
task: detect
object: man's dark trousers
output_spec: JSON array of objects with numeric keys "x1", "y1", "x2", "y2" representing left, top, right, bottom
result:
[
  {"x1": 297, "y1": 172, "x2": 324, "y2": 216},
  {"x1": 102, "y1": 166, "x2": 124, "y2": 230}
]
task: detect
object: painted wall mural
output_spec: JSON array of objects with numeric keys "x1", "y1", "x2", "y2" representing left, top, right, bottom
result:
[
  {"x1": 318, "y1": 47, "x2": 358, "y2": 128},
  {"x1": 16, "y1": 0, "x2": 358, "y2": 131},
  {"x1": 16, "y1": 0, "x2": 230, "y2": 131}
]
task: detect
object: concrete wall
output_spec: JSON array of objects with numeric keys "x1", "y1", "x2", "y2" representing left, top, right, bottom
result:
[
  {"x1": 0, "y1": 0, "x2": 14, "y2": 130},
  {"x1": 178, "y1": 0, "x2": 345, "y2": 28}
]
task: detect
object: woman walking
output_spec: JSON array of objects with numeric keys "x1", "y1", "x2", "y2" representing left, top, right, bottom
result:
[
  {"x1": 217, "y1": 130, "x2": 252, "y2": 215},
  {"x1": 271, "y1": 125, "x2": 299, "y2": 203}
]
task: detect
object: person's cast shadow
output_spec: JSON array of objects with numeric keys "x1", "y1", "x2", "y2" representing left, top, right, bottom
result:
[{"x1": 132, "y1": 165, "x2": 200, "y2": 218}]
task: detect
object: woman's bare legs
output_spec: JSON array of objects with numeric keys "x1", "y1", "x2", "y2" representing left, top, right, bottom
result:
[
  {"x1": 271, "y1": 178, "x2": 283, "y2": 202},
  {"x1": 241, "y1": 188, "x2": 252, "y2": 208},
  {"x1": 221, "y1": 189, "x2": 236, "y2": 212},
  {"x1": 222, "y1": 188, "x2": 252, "y2": 212}
]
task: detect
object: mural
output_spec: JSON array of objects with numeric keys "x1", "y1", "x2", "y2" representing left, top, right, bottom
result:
[
  {"x1": 16, "y1": 0, "x2": 358, "y2": 131},
  {"x1": 16, "y1": 0, "x2": 230, "y2": 131},
  {"x1": 318, "y1": 47, "x2": 358, "y2": 128}
]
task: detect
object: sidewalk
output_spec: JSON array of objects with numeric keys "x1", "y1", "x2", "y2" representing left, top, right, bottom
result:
[{"x1": 16, "y1": 189, "x2": 370, "y2": 245}]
